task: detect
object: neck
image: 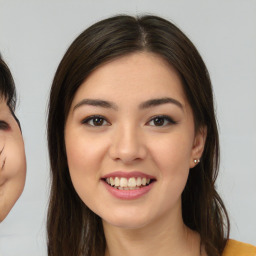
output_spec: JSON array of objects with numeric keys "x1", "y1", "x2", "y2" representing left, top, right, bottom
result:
[{"x1": 103, "y1": 205, "x2": 202, "y2": 256}]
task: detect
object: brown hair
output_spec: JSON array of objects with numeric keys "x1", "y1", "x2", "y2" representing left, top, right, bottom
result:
[
  {"x1": 0, "y1": 55, "x2": 16, "y2": 111},
  {"x1": 0, "y1": 55, "x2": 20, "y2": 128},
  {"x1": 47, "y1": 15, "x2": 230, "y2": 256}
]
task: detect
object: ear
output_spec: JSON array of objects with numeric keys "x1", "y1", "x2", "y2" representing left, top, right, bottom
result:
[{"x1": 190, "y1": 126, "x2": 207, "y2": 168}]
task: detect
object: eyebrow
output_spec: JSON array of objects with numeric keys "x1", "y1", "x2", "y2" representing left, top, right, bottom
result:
[
  {"x1": 139, "y1": 97, "x2": 183, "y2": 110},
  {"x1": 73, "y1": 99, "x2": 118, "y2": 111},
  {"x1": 73, "y1": 97, "x2": 183, "y2": 111}
]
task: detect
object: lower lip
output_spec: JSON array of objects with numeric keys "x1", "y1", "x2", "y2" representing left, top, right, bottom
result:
[{"x1": 102, "y1": 181, "x2": 154, "y2": 200}]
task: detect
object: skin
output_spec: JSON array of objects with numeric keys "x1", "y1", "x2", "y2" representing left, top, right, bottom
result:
[
  {"x1": 65, "y1": 52, "x2": 207, "y2": 256},
  {"x1": 0, "y1": 98, "x2": 26, "y2": 222}
]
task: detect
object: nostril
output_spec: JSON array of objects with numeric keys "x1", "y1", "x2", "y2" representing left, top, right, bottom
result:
[{"x1": 108, "y1": 136, "x2": 147, "y2": 163}]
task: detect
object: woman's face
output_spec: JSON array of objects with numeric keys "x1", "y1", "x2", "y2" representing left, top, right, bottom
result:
[
  {"x1": 0, "y1": 99, "x2": 26, "y2": 222},
  {"x1": 65, "y1": 52, "x2": 205, "y2": 229}
]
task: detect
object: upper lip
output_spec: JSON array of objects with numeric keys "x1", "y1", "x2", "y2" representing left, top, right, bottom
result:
[{"x1": 101, "y1": 171, "x2": 156, "y2": 180}]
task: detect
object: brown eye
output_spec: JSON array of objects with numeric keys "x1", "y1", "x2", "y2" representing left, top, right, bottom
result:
[
  {"x1": 0, "y1": 120, "x2": 10, "y2": 130},
  {"x1": 147, "y1": 115, "x2": 177, "y2": 127},
  {"x1": 82, "y1": 115, "x2": 110, "y2": 127},
  {"x1": 153, "y1": 117, "x2": 165, "y2": 126},
  {"x1": 92, "y1": 117, "x2": 104, "y2": 126}
]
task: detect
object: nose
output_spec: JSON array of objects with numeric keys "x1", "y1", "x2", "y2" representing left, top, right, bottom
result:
[{"x1": 108, "y1": 123, "x2": 147, "y2": 164}]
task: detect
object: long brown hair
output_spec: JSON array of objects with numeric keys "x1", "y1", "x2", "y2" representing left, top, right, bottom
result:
[{"x1": 47, "y1": 15, "x2": 230, "y2": 256}]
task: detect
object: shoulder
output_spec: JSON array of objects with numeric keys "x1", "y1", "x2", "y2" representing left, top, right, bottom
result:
[{"x1": 222, "y1": 239, "x2": 256, "y2": 256}]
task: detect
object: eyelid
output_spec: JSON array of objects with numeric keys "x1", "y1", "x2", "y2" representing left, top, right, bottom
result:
[
  {"x1": 0, "y1": 120, "x2": 10, "y2": 130},
  {"x1": 81, "y1": 115, "x2": 111, "y2": 127},
  {"x1": 146, "y1": 115, "x2": 177, "y2": 126}
]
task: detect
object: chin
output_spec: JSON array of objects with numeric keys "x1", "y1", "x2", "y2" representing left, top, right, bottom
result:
[{"x1": 101, "y1": 209, "x2": 152, "y2": 230}]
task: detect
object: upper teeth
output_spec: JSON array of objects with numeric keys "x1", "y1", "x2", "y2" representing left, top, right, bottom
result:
[{"x1": 106, "y1": 177, "x2": 150, "y2": 188}]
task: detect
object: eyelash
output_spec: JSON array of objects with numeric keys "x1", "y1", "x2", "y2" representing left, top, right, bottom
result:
[
  {"x1": 82, "y1": 115, "x2": 110, "y2": 127},
  {"x1": 147, "y1": 115, "x2": 177, "y2": 126},
  {"x1": 0, "y1": 120, "x2": 10, "y2": 130},
  {"x1": 81, "y1": 115, "x2": 177, "y2": 127}
]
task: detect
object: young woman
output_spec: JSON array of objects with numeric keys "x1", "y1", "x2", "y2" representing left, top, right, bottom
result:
[
  {"x1": 47, "y1": 15, "x2": 256, "y2": 256},
  {"x1": 0, "y1": 55, "x2": 26, "y2": 222}
]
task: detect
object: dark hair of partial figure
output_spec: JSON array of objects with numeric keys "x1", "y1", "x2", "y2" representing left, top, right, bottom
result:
[
  {"x1": 0, "y1": 54, "x2": 16, "y2": 111},
  {"x1": 47, "y1": 15, "x2": 230, "y2": 256}
]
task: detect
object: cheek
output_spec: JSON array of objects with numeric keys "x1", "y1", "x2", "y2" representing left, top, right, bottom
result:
[
  {"x1": 0, "y1": 136, "x2": 26, "y2": 222},
  {"x1": 8, "y1": 142, "x2": 26, "y2": 175},
  {"x1": 65, "y1": 129, "x2": 108, "y2": 196},
  {"x1": 149, "y1": 132, "x2": 193, "y2": 197},
  {"x1": 65, "y1": 129, "x2": 111, "y2": 216},
  {"x1": 65, "y1": 132, "x2": 106, "y2": 176},
  {"x1": 0, "y1": 136, "x2": 26, "y2": 183},
  {"x1": 150, "y1": 132, "x2": 193, "y2": 172}
]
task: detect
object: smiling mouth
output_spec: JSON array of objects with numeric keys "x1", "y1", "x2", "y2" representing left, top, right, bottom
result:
[{"x1": 103, "y1": 177, "x2": 155, "y2": 190}]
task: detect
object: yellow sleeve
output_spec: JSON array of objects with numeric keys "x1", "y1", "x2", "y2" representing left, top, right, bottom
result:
[{"x1": 222, "y1": 239, "x2": 256, "y2": 256}]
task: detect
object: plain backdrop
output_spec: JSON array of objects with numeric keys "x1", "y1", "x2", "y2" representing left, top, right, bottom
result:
[{"x1": 0, "y1": 0, "x2": 255, "y2": 255}]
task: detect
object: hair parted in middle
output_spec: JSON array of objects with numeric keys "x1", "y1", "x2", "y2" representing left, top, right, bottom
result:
[{"x1": 47, "y1": 15, "x2": 229, "y2": 256}]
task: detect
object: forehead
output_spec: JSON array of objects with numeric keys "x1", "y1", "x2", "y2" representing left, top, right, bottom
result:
[
  {"x1": 0, "y1": 98, "x2": 9, "y2": 111},
  {"x1": 72, "y1": 52, "x2": 188, "y2": 107},
  {"x1": 0, "y1": 99, "x2": 12, "y2": 118}
]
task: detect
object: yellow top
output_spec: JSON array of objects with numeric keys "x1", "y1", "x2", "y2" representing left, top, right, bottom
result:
[{"x1": 222, "y1": 239, "x2": 256, "y2": 256}]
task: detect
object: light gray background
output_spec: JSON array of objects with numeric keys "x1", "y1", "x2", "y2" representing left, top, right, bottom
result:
[{"x1": 0, "y1": 0, "x2": 255, "y2": 255}]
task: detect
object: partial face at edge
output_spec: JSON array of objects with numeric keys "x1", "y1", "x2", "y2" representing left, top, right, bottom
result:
[
  {"x1": 0, "y1": 99, "x2": 26, "y2": 222},
  {"x1": 64, "y1": 52, "x2": 206, "y2": 229}
]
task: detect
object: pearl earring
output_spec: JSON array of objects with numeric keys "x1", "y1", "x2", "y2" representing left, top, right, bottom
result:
[{"x1": 193, "y1": 159, "x2": 200, "y2": 163}]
